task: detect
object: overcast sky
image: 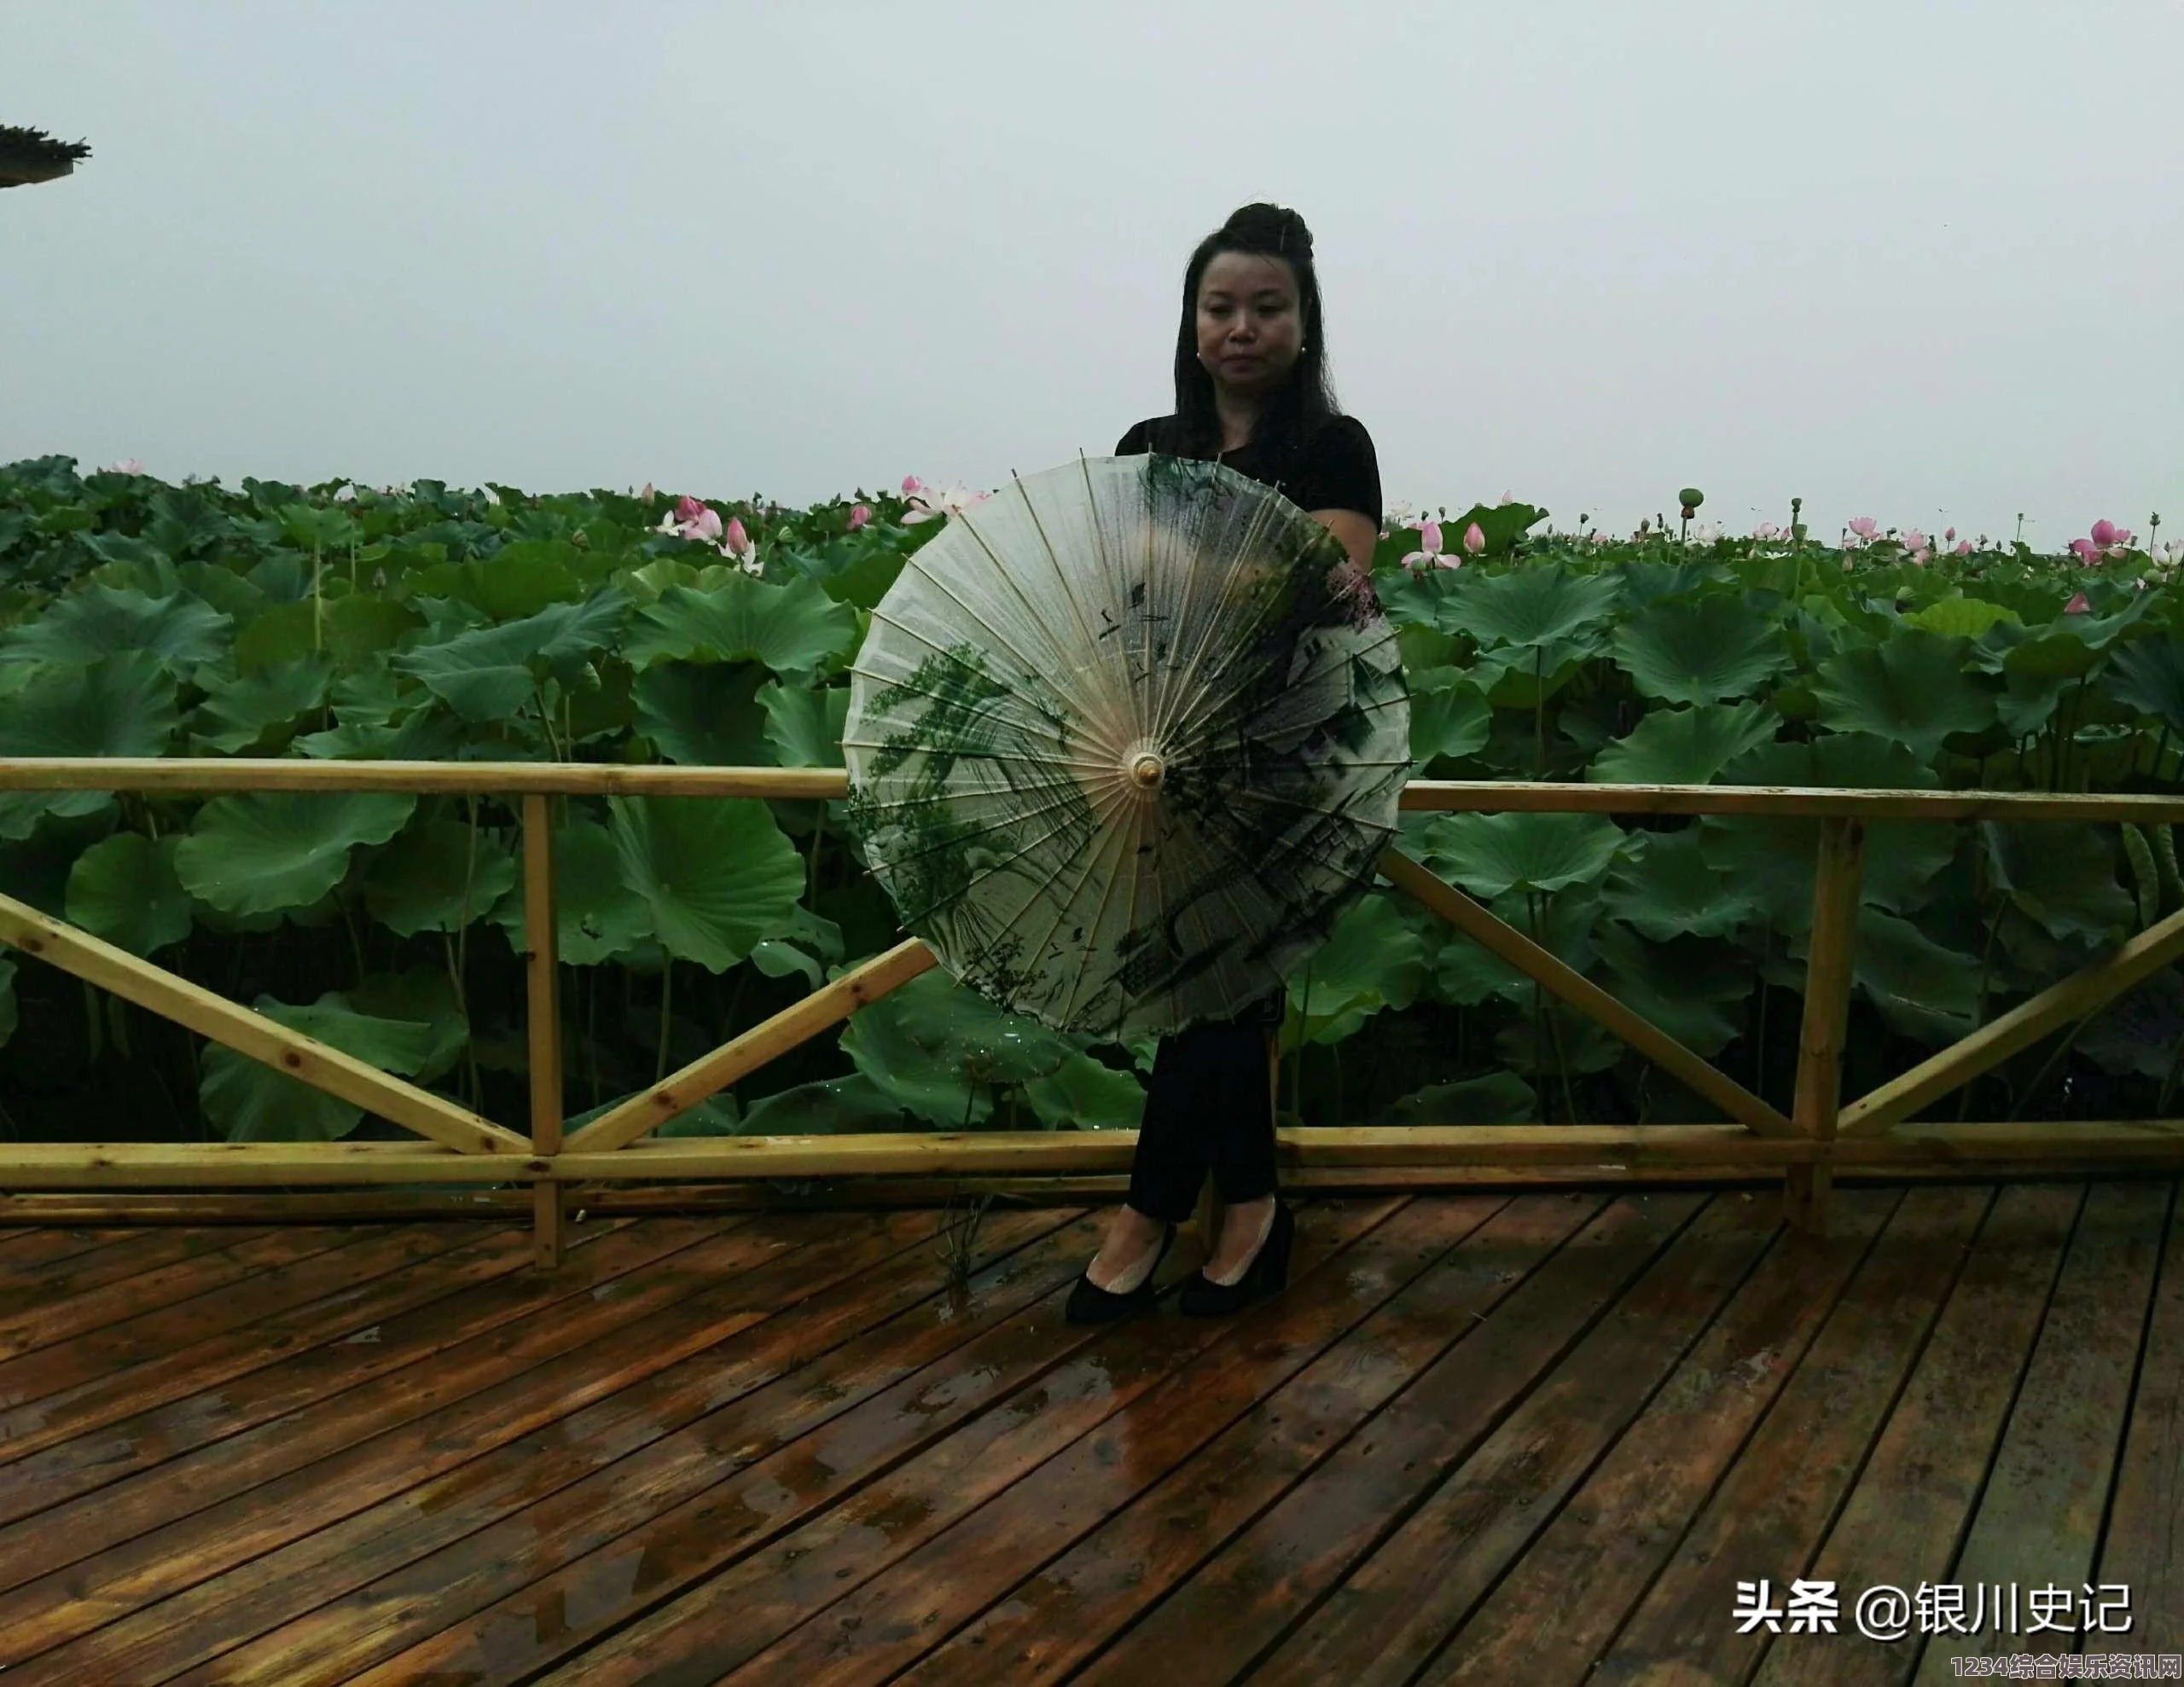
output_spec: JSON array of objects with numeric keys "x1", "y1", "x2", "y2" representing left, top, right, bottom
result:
[{"x1": 6, "y1": 2, "x2": 2179, "y2": 544}]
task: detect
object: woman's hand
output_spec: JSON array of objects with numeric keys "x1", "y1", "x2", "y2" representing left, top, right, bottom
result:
[{"x1": 1310, "y1": 508, "x2": 1378, "y2": 573}]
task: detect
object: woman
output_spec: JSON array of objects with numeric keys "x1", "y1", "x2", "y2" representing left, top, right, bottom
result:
[{"x1": 1064, "y1": 201, "x2": 1383, "y2": 1326}]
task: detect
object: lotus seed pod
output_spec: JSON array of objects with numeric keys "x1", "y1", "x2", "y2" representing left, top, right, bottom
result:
[{"x1": 1678, "y1": 487, "x2": 1704, "y2": 511}]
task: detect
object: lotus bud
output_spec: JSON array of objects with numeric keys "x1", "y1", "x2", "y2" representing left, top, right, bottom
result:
[
  {"x1": 2065, "y1": 591, "x2": 2091, "y2": 613},
  {"x1": 2091, "y1": 519, "x2": 2117, "y2": 547},
  {"x1": 848, "y1": 502, "x2": 873, "y2": 531},
  {"x1": 1462, "y1": 522, "x2": 1486, "y2": 555}
]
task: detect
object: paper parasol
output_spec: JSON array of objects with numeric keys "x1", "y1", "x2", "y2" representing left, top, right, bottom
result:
[{"x1": 843, "y1": 453, "x2": 1409, "y2": 1041}]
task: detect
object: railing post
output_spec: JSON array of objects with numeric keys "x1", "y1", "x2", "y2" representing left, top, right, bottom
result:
[
  {"x1": 1786, "y1": 817, "x2": 1866, "y2": 1234},
  {"x1": 522, "y1": 794, "x2": 566, "y2": 1269}
]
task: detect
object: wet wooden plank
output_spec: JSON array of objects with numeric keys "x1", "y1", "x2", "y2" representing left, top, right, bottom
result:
[
  {"x1": 0, "y1": 1226, "x2": 365, "y2": 1359},
  {"x1": 132, "y1": 1204, "x2": 1119, "y2": 1686},
  {"x1": 0, "y1": 1225, "x2": 277, "y2": 1313},
  {"x1": 915, "y1": 1194, "x2": 1621, "y2": 1687},
  {"x1": 0, "y1": 1213, "x2": 747, "y2": 1603},
  {"x1": 1912, "y1": 1180, "x2": 2169, "y2": 1684},
  {"x1": 634, "y1": 1196, "x2": 1448, "y2": 1687},
  {"x1": 9, "y1": 1206, "x2": 1075, "y2": 1683},
  {"x1": 2100, "y1": 1181, "x2": 2184, "y2": 1654},
  {"x1": 549, "y1": 1196, "x2": 1536, "y2": 1687},
  {"x1": 1585, "y1": 1184, "x2": 1998, "y2": 1686},
  {"x1": 1753, "y1": 1182, "x2": 2084, "y2": 1687},
  {"x1": 0, "y1": 1223, "x2": 415, "y2": 1407},
  {"x1": 1420, "y1": 1190, "x2": 1899, "y2": 1686},
  {"x1": 1246, "y1": 1191, "x2": 1767, "y2": 1687},
  {"x1": 0, "y1": 1220, "x2": 592, "y2": 1480},
  {"x1": 0, "y1": 1227, "x2": 137, "y2": 1268},
  {"x1": 0, "y1": 1222, "x2": 505, "y2": 1451}
]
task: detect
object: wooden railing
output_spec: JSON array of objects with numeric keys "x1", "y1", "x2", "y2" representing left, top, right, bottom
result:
[{"x1": 5, "y1": 758, "x2": 2184, "y2": 1266}]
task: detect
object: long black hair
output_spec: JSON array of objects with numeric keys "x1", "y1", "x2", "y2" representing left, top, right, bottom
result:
[{"x1": 1162, "y1": 202, "x2": 1343, "y2": 469}]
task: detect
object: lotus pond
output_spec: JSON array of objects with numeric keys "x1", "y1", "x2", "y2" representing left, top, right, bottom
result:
[{"x1": 1, "y1": 455, "x2": 2179, "y2": 1145}]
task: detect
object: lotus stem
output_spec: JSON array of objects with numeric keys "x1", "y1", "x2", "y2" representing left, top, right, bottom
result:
[{"x1": 655, "y1": 959, "x2": 675, "y2": 1085}]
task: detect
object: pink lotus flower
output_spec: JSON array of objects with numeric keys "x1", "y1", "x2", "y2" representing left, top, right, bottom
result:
[
  {"x1": 654, "y1": 495, "x2": 724, "y2": 544},
  {"x1": 2065, "y1": 591, "x2": 2091, "y2": 613},
  {"x1": 718, "y1": 514, "x2": 760, "y2": 574},
  {"x1": 1903, "y1": 529, "x2": 1928, "y2": 554},
  {"x1": 2068, "y1": 537, "x2": 2100, "y2": 565},
  {"x1": 1944, "y1": 527, "x2": 1956, "y2": 543},
  {"x1": 1953, "y1": 539, "x2": 1973, "y2": 556},
  {"x1": 1752, "y1": 523, "x2": 1780, "y2": 540},
  {"x1": 902, "y1": 480, "x2": 992, "y2": 525},
  {"x1": 101, "y1": 459, "x2": 144, "y2": 476},
  {"x1": 1401, "y1": 519, "x2": 1458, "y2": 571},
  {"x1": 848, "y1": 502, "x2": 873, "y2": 531},
  {"x1": 1847, "y1": 515, "x2": 1879, "y2": 542},
  {"x1": 2091, "y1": 519, "x2": 2117, "y2": 547},
  {"x1": 1462, "y1": 521, "x2": 1486, "y2": 556}
]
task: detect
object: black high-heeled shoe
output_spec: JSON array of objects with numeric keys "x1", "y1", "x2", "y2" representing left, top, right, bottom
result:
[
  {"x1": 1065, "y1": 1220, "x2": 1176, "y2": 1325},
  {"x1": 1178, "y1": 1197, "x2": 1293, "y2": 1318}
]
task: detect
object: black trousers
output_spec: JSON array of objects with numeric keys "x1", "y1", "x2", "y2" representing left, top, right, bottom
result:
[{"x1": 1126, "y1": 994, "x2": 1281, "y2": 1223}]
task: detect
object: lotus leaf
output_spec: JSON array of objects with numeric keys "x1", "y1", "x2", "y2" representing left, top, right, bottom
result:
[
  {"x1": 608, "y1": 796, "x2": 804, "y2": 972},
  {"x1": 839, "y1": 968, "x2": 1075, "y2": 1126},
  {"x1": 1603, "y1": 828, "x2": 1760, "y2": 941},
  {"x1": 321, "y1": 595, "x2": 422, "y2": 669},
  {"x1": 361, "y1": 818, "x2": 519, "y2": 937},
  {"x1": 1811, "y1": 630, "x2": 1999, "y2": 760},
  {"x1": 1612, "y1": 596, "x2": 1787, "y2": 704},
  {"x1": 1024, "y1": 1050, "x2": 1147, "y2": 1128},
  {"x1": 199, "y1": 993, "x2": 440, "y2": 1141},
  {"x1": 1589, "y1": 701, "x2": 1780, "y2": 786},
  {"x1": 1443, "y1": 565, "x2": 1618, "y2": 650},
  {"x1": 393, "y1": 591, "x2": 630, "y2": 722},
  {"x1": 346, "y1": 966, "x2": 469, "y2": 1085},
  {"x1": 1287, "y1": 894, "x2": 1426, "y2": 1046},
  {"x1": 632, "y1": 661, "x2": 772, "y2": 767},
  {"x1": 1981, "y1": 822, "x2": 2135, "y2": 946},
  {"x1": 738, "y1": 1072, "x2": 908, "y2": 1134},
  {"x1": 175, "y1": 560, "x2": 269, "y2": 623},
  {"x1": 1904, "y1": 598, "x2": 2020, "y2": 640},
  {"x1": 2106, "y1": 637, "x2": 2184, "y2": 737},
  {"x1": 1385, "y1": 1070, "x2": 1536, "y2": 1126},
  {"x1": 1407, "y1": 673, "x2": 1491, "y2": 766},
  {"x1": 174, "y1": 790, "x2": 416, "y2": 917},
  {"x1": 1833, "y1": 908, "x2": 1982, "y2": 1043},
  {"x1": 408, "y1": 542, "x2": 587, "y2": 620},
  {"x1": 623, "y1": 575, "x2": 859, "y2": 676},
  {"x1": 1590, "y1": 922, "x2": 1748, "y2": 1057},
  {"x1": 192, "y1": 655, "x2": 334, "y2": 754},
  {"x1": 65, "y1": 832, "x2": 193, "y2": 955},
  {"x1": 1419, "y1": 811, "x2": 1630, "y2": 901},
  {"x1": 1472, "y1": 640, "x2": 1592, "y2": 709},
  {"x1": 0, "y1": 584, "x2": 230, "y2": 672},
  {"x1": 758, "y1": 680, "x2": 850, "y2": 768},
  {"x1": 0, "y1": 652, "x2": 180, "y2": 838},
  {"x1": 1433, "y1": 888, "x2": 1602, "y2": 1006},
  {"x1": 2079, "y1": 971, "x2": 2184, "y2": 1081},
  {"x1": 491, "y1": 816, "x2": 653, "y2": 965},
  {"x1": 1703, "y1": 734, "x2": 1954, "y2": 929}
]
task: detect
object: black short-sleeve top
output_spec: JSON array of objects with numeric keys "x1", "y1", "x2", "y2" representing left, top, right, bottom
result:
[{"x1": 1114, "y1": 414, "x2": 1382, "y2": 524}]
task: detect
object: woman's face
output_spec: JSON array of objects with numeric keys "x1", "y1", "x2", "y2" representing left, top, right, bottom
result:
[{"x1": 1194, "y1": 251, "x2": 1302, "y2": 402}]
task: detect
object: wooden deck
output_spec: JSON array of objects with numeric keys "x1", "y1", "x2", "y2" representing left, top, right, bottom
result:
[{"x1": 0, "y1": 1181, "x2": 2177, "y2": 1684}]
